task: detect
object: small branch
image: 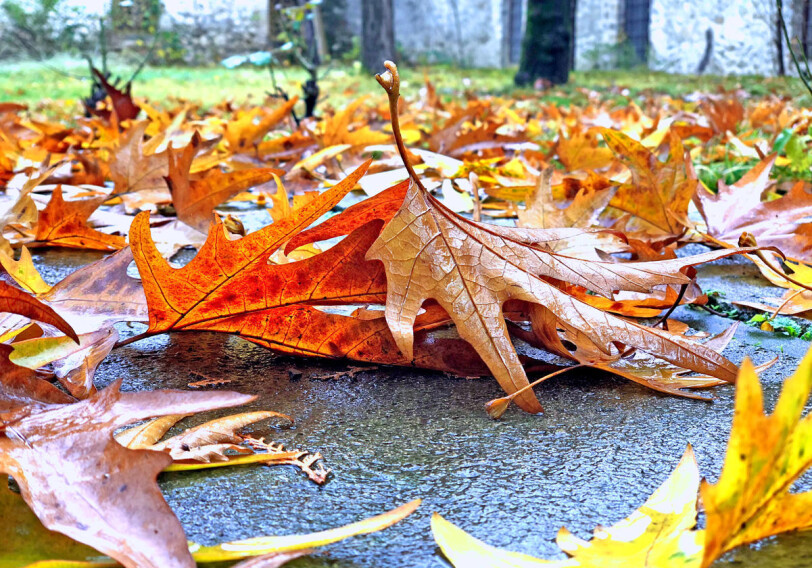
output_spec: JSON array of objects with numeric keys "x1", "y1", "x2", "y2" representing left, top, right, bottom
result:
[
  {"x1": 777, "y1": 0, "x2": 812, "y2": 96},
  {"x1": 652, "y1": 283, "x2": 689, "y2": 330}
]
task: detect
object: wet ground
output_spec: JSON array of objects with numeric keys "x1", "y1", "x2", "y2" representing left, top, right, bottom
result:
[{"x1": 30, "y1": 246, "x2": 812, "y2": 568}]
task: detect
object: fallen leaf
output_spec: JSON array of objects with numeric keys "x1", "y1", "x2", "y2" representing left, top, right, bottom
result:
[
  {"x1": 366, "y1": 179, "x2": 752, "y2": 412},
  {"x1": 700, "y1": 347, "x2": 812, "y2": 565},
  {"x1": 0, "y1": 381, "x2": 255, "y2": 568},
  {"x1": 556, "y1": 126, "x2": 614, "y2": 172},
  {"x1": 696, "y1": 155, "x2": 812, "y2": 260},
  {"x1": 166, "y1": 132, "x2": 282, "y2": 232},
  {"x1": 431, "y1": 446, "x2": 703, "y2": 567},
  {"x1": 28, "y1": 185, "x2": 125, "y2": 251},
  {"x1": 602, "y1": 128, "x2": 696, "y2": 237},
  {"x1": 40, "y1": 247, "x2": 148, "y2": 334}
]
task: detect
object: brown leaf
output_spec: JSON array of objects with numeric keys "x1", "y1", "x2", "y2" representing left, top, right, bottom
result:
[
  {"x1": 0, "y1": 344, "x2": 75, "y2": 413},
  {"x1": 41, "y1": 247, "x2": 148, "y2": 334},
  {"x1": 109, "y1": 122, "x2": 170, "y2": 195},
  {"x1": 697, "y1": 155, "x2": 812, "y2": 260},
  {"x1": 87, "y1": 67, "x2": 141, "y2": 123},
  {"x1": 153, "y1": 410, "x2": 293, "y2": 460},
  {"x1": 0, "y1": 380, "x2": 255, "y2": 568},
  {"x1": 0, "y1": 280, "x2": 78, "y2": 342},
  {"x1": 366, "y1": 181, "x2": 751, "y2": 412}
]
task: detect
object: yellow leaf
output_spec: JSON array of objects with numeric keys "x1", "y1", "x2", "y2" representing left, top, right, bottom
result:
[
  {"x1": 190, "y1": 499, "x2": 421, "y2": 562},
  {"x1": 0, "y1": 247, "x2": 50, "y2": 295},
  {"x1": 432, "y1": 513, "x2": 564, "y2": 567},
  {"x1": 700, "y1": 350, "x2": 812, "y2": 566},
  {"x1": 432, "y1": 448, "x2": 703, "y2": 568}
]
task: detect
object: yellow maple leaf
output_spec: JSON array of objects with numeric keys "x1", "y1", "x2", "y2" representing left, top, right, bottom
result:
[
  {"x1": 700, "y1": 348, "x2": 812, "y2": 566},
  {"x1": 432, "y1": 447, "x2": 704, "y2": 567}
]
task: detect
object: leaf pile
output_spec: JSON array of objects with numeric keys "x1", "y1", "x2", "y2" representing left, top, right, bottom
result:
[{"x1": 1, "y1": 59, "x2": 811, "y2": 566}]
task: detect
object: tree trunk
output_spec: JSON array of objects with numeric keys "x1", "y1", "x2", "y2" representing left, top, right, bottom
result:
[
  {"x1": 515, "y1": 0, "x2": 575, "y2": 86},
  {"x1": 361, "y1": 0, "x2": 396, "y2": 73}
]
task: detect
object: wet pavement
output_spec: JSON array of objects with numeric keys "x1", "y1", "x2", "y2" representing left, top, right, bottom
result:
[{"x1": 30, "y1": 246, "x2": 812, "y2": 568}]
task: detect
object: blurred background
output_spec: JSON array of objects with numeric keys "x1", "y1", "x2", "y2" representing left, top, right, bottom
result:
[{"x1": 1, "y1": 1, "x2": 810, "y2": 110}]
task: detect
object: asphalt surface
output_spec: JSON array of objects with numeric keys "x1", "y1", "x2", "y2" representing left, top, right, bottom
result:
[{"x1": 29, "y1": 243, "x2": 812, "y2": 568}]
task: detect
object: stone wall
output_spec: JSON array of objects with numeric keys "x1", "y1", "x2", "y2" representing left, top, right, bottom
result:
[
  {"x1": 159, "y1": 0, "x2": 268, "y2": 65},
  {"x1": 345, "y1": 0, "x2": 508, "y2": 68},
  {"x1": 574, "y1": 0, "x2": 801, "y2": 76},
  {"x1": 648, "y1": 0, "x2": 793, "y2": 76},
  {"x1": 573, "y1": 0, "x2": 622, "y2": 70}
]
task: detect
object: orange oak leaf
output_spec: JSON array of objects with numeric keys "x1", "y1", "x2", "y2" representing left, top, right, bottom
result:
[
  {"x1": 166, "y1": 132, "x2": 283, "y2": 232},
  {"x1": 129, "y1": 160, "x2": 374, "y2": 332},
  {"x1": 285, "y1": 179, "x2": 409, "y2": 253},
  {"x1": 28, "y1": 185, "x2": 125, "y2": 251},
  {"x1": 132, "y1": 217, "x2": 386, "y2": 334},
  {"x1": 212, "y1": 303, "x2": 534, "y2": 378}
]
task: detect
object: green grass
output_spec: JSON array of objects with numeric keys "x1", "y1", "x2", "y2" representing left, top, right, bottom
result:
[{"x1": 1, "y1": 56, "x2": 810, "y2": 115}]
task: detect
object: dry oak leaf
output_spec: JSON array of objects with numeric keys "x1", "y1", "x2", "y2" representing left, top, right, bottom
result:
[
  {"x1": 696, "y1": 155, "x2": 812, "y2": 260},
  {"x1": 431, "y1": 446, "x2": 704, "y2": 567},
  {"x1": 365, "y1": 181, "x2": 753, "y2": 413},
  {"x1": 0, "y1": 380, "x2": 255, "y2": 568},
  {"x1": 28, "y1": 185, "x2": 125, "y2": 251},
  {"x1": 700, "y1": 347, "x2": 812, "y2": 566},
  {"x1": 131, "y1": 162, "x2": 522, "y2": 377},
  {"x1": 133, "y1": 204, "x2": 517, "y2": 377},
  {"x1": 602, "y1": 128, "x2": 696, "y2": 237},
  {"x1": 166, "y1": 131, "x2": 283, "y2": 233}
]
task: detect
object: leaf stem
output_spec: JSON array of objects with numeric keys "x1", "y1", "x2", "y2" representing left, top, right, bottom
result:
[
  {"x1": 114, "y1": 331, "x2": 153, "y2": 349},
  {"x1": 375, "y1": 61, "x2": 428, "y2": 193},
  {"x1": 485, "y1": 364, "x2": 583, "y2": 418}
]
